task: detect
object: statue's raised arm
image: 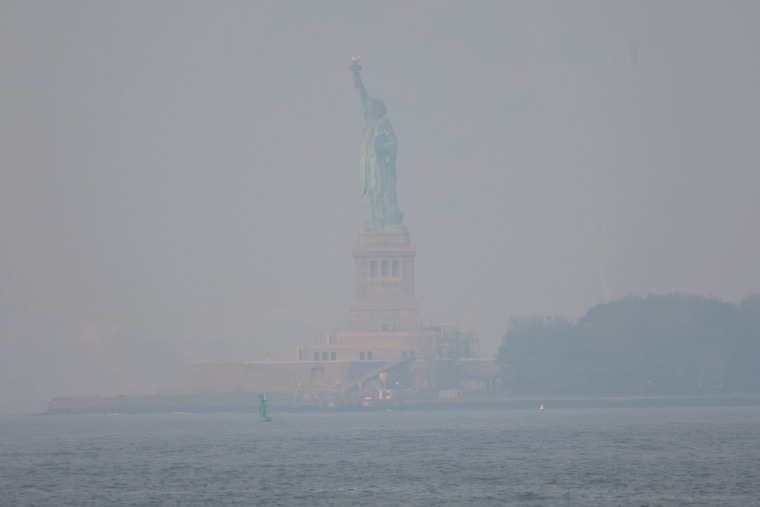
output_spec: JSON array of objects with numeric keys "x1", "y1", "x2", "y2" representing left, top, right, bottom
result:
[
  {"x1": 350, "y1": 56, "x2": 370, "y2": 105},
  {"x1": 349, "y1": 56, "x2": 387, "y2": 122}
]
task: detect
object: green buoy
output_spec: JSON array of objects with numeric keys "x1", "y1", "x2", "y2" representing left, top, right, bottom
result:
[{"x1": 256, "y1": 393, "x2": 272, "y2": 422}]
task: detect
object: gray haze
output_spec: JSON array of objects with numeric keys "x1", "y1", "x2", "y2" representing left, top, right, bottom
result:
[{"x1": 1, "y1": 1, "x2": 758, "y2": 413}]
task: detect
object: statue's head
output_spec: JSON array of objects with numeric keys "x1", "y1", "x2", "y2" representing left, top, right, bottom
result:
[{"x1": 364, "y1": 98, "x2": 386, "y2": 119}]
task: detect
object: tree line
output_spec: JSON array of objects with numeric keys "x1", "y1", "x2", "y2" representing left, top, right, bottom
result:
[{"x1": 496, "y1": 293, "x2": 760, "y2": 395}]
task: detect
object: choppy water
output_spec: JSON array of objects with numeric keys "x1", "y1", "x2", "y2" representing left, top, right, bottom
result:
[{"x1": 1, "y1": 407, "x2": 759, "y2": 506}]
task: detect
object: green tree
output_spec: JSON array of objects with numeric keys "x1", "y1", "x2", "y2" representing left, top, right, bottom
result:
[
  {"x1": 496, "y1": 293, "x2": 759, "y2": 395},
  {"x1": 497, "y1": 316, "x2": 582, "y2": 394}
]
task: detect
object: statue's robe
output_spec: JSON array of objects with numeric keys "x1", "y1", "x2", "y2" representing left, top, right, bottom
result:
[{"x1": 360, "y1": 117, "x2": 403, "y2": 229}]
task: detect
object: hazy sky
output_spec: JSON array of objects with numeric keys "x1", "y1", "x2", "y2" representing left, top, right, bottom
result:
[{"x1": 1, "y1": 1, "x2": 758, "y2": 412}]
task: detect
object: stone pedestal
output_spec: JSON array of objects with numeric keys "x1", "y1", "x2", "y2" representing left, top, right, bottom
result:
[{"x1": 346, "y1": 232, "x2": 421, "y2": 333}]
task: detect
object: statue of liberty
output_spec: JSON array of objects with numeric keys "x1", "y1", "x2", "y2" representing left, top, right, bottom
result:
[{"x1": 350, "y1": 57, "x2": 405, "y2": 233}]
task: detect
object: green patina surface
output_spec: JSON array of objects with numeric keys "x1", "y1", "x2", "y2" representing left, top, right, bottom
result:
[
  {"x1": 256, "y1": 393, "x2": 272, "y2": 422},
  {"x1": 350, "y1": 58, "x2": 406, "y2": 233}
]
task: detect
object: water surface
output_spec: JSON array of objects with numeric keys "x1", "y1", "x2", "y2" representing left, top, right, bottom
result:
[{"x1": 2, "y1": 407, "x2": 758, "y2": 506}]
